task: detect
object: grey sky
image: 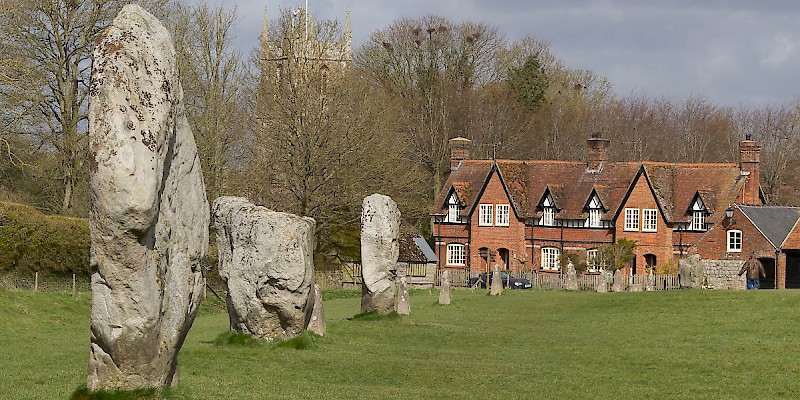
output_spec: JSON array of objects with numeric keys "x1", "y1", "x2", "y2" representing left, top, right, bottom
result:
[{"x1": 195, "y1": 0, "x2": 800, "y2": 107}]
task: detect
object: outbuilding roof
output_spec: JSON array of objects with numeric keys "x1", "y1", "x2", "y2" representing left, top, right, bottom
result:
[{"x1": 738, "y1": 205, "x2": 800, "y2": 249}]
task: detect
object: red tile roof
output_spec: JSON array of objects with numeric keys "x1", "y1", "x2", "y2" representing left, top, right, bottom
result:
[{"x1": 433, "y1": 159, "x2": 745, "y2": 225}]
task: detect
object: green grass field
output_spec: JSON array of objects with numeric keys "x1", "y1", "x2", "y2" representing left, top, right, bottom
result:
[{"x1": 2, "y1": 288, "x2": 800, "y2": 399}]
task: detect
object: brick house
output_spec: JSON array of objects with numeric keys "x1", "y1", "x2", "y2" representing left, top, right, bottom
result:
[
  {"x1": 692, "y1": 204, "x2": 800, "y2": 289},
  {"x1": 431, "y1": 133, "x2": 765, "y2": 276}
]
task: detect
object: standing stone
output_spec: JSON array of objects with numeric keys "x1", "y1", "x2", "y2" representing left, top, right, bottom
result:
[
  {"x1": 307, "y1": 284, "x2": 326, "y2": 336},
  {"x1": 645, "y1": 270, "x2": 656, "y2": 291},
  {"x1": 564, "y1": 261, "x2": 578, "y2": 291},
  {"x1": 679, "y1": 254, "x2": 704, "y2": 289},
  {"x1": 396, "y1": 277, "x2": 411, "y2": 315},
  {"x1": 212, "y1": 197, "x2": 315, "y2": 340},
  {"x1": 490, "y1": 265, "x2": 503, "y2": 296},
  {"x1": 611, "y1": 270, "x2": 626, "y2": 292},
  {"x1": 438, "y1": 270, "x2": 452, "y2": 305},
  {"x1": 596, "y1": 271, "x2": 612, "y2": 293},
  {"x1": 629, "y1": 283, "x2": 643, "y2": 292},
  {"x1": 87, "y1": 5, "x2": 208, "y2": 391},
  {"x1": 360, "y1": 194, "x2": 401, "y2": 313}
]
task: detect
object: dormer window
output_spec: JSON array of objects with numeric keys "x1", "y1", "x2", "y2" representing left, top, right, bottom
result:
[
  {"x1": 540, "y1": 193, "x2": 556, "y2": 226},
  {"x1": 446, "y1": 192, "x2": 464, "y2": 224},
  {"x1": 690, "y1": 196, "x2": 707, "y2": 231},
  {"x1": 585, "y1": 193, "x2": 603, "y2": 228}
]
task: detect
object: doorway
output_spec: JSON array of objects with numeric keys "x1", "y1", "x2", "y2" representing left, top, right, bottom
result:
[
  {"x1": 498, "y1": 248, "x2": 510, "y2": 270},
  {"x1": 758, "y1": 258, "x2": 776, "y2": 289},
  {"x1": 785, "y1": 251, "x2": 800, "y2": 289}
]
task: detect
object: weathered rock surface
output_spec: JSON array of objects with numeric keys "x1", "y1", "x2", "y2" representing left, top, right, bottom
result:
[
  {"x1": 212, "y1": 197, "x2": 315, "y2": 340},
  {"x1": 307, "y1": 284, "x2": 326, "y2": 336},
  {"x1": 490, "y1": 266, "x2": 503, "y2": 296},
  {"x1": 645, "y1": 271, "x2": 656, "y2": 291},
  {"x1": 87, "y1": 4, "x2": 208, "y2": 391},
  {"x1": 396, "y1": 277, "x2": 411, "y2": 315},
  {"x1": 679, "y1": 254, "x2": 705, "y2": 289},
  {"x1": 611, "y1": 270, "x2": 626, "y2": 292},
  {"x1": 596, "y1": 271, "x2": 612, "y2": 293},
  {"x1": 438, "y1": 270, "x2": 452, "y2": 305},
  {"x1": 564, "y1": 262, "x2": 578, "y2": 291},
  {"x1": 360, "y1": 194, "x2": 400, "y2": 313},
  {"x1": 629, "y1": 283, "x2": 643, "y2": 292}
]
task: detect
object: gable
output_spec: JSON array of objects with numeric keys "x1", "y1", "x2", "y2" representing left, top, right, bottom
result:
[
  {"x1": 739, "y1": 205, "x2": 800, "y2": 248},
  {"x1": 468, "y1": 165, "x2": 522, "y2": 220}
]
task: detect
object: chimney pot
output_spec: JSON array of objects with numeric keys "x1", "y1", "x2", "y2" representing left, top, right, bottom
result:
[
  {"x1": 449, "y1": 137, "x2": 471, "y2": 171},
  {"x1": 739, "y1": 136, "x2": 762, "y2": 205}
]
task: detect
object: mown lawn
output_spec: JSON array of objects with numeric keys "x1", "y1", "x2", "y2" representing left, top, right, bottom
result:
[{"x1": 2, "y1": 288, "x2": 800, "y2": 399}]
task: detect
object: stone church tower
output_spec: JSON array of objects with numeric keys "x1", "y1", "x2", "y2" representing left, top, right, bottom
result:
[{"x1": 260, "y1": 3, "x2": 352, "y2": 84}]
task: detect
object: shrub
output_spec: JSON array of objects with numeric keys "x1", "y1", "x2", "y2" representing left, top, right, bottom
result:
[{"x1": 0, "y1": 202, "x2": 90, "y2": 275}]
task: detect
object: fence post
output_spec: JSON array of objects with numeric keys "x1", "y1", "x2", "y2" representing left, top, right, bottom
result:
[
  {"x1": 34, "y1": 272, "x2": 38, "y2": 292},
  {"x1": 72, "y1": 274, "x2": 77, "y2": 295}
]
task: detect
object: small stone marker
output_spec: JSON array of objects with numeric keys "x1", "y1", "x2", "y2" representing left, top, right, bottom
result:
[
  {"x1": 360, "y1": 194, "x2": 401, "y2": 314},
  {"x1": 438, "y1": 270, "x2": 452, "y2": 305},
  {"x1": 564, "y1": 261, "x2": 578, "y2": 291},
  {"x1": 490, "y1": 265, "x2": 503, "y2": 296},
  {"x1": 629, "y1": 283, "x2": 643, "y2": 292},
  {"x1": 645, "y1": 270, "x2": 656, "y2": 291},
  {"x1": 87, "y1": 4, "x2": 208, "y2": 391},
  {"x1": 307, "y1": 284, "x2": 326, "y2": 336},
  {"x1": 396, "y1": 277, "x2": 411, "y2": 315},
  {"x1": 212, "y1": 196, "x2": 315, "y2": 341}
]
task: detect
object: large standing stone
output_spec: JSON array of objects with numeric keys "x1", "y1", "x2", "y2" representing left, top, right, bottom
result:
[
  {"x1": 490, "y1": 266, "x2": 503, "y2": 296},
  {"x1": 360, "y1": 194, "x2": 401, "y2": 313},
  {"x1": 87, "y1": 5, "x2": 208, "y2": 391},
  {"x1": 212, "y1": 197, "x2": 315, "y2": 340},
  {"x1": 679, "y1": 254, "x2": 705, "y2": 289},
  {"x1": 438, "y1": 270, "x2": 452, "y2": 305},
  {"x1": 611, "y1": 270, "x2": 626, "y2": 292},
  {"x1": 564, "y1": 261, "x2": 578, "y2": 291},
  {"x1": 396, "y1": 277, "x2": 411, "y2": 315},
  {"x1": 307, "y1": 284, "x2": 326, "y2": 336},
  {"x1": 596, "y1": 271, "x2": 612, "y2": 293}
]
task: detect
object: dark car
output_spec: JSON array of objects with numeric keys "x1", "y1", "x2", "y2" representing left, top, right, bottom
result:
[{"x1": 469, "y1": 272, "x2": 532, "y2": 289}]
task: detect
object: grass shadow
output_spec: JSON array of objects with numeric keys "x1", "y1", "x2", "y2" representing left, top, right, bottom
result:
[
  {"x1": 274, "y1": 331, "x2": 320, "y2": 350},
  {"x1": 70, "y1": 387, "x2": 189, "y2": 400},
  {"x1": 347, "y1": 311, "x2": 401, "y2": 322},
  {"x1": 210, "y1": 332, "x2": 266, "y2": 347}
]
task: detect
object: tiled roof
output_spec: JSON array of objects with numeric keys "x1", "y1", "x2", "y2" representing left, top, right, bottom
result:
[
  {"x1": 433, "y1": 159, "x2": 745, "y2": 225},
  {"x1": 738, "y1": 205, "x2": 800, "y2": 249}
]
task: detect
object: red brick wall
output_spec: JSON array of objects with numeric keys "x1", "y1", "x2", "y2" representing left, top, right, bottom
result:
[
  {"x1": 467, "y1": 172, "x2": 527, "y2": 272},
  {"x1": 615, "y1": 175, "x2": 674, "y2": 273},
  {"x1": 693, "y1": 208, "x2": 775, "y2": 261},
  {"x1": 529, "y1": 226, "x2": 613, "y2": 272}
]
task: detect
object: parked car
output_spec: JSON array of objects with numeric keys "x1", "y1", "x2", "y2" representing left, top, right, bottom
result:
[{"x1": 469, "y1": 272, "x2": 532, "y2": 289}]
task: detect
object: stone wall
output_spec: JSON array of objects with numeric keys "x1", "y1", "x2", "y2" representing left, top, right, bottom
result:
[{"x1": 702, "y1": 259, "x2": 746, "y2": 290}]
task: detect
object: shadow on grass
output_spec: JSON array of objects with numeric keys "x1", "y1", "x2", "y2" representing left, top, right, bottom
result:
[
  {"x1": 347, "y1": 311, "x2": 401, "y2": 322},
  {"x1": 70, "y1": 387, "x2": 189, "y2": 400}
]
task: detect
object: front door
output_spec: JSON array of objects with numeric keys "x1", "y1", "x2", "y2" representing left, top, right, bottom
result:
[{"x1": 758, "y1": 258, "x2": 776, "y2": 289}]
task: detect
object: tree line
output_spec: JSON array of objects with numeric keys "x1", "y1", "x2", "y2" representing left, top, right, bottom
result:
[{"x1": 1, "y1": 1, "x2": 799, "y2": 267}]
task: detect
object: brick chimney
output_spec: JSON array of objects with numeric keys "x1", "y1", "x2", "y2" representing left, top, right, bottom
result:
[
  {"x1": 586, "y1": 132, "x2": 610, "y2": 172},
  {"x1": 739, "y1": 134, "x2": 762, "y2": 205},
  {"x1": 449, "y1": 137, "x2": 471, "y2": 171}
]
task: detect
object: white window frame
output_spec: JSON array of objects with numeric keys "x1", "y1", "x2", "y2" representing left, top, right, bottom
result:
[
  {"x1": 587, "y1": 208, "x2": 602, "y2": 228},
  {"x1": 642, "y1": 209, "x2": 658, "y2": 232},
  {"x1": 692, "y1": 211, "x2": 706, "y2": 231},
  {"x1": 541, "y1": 247, "x2": 561, "y2": 271},
  {"x1": 542, "y1": 207, "x2": 555, "y2": 226},
  {"x1": 448, "y1": 203, "x2": 460, "y2": 223},
  {"x1": 495, "y1": 204, "x2": 510, "y2": 226},
  {"x1": 479, "y1": 204, "x2": 493, "y2": 226},
  {"x1": 586, "y1": 249, "x2": 600, "y2": 271},
  {"x1": 624, "y1": 208, "x2": 640, "y2": 232},
  {"x1": 446, "y1": 244, "x2": 466, "y2": 265},
  {"x1": 727, "y1": 230, "x2": 742, "y2": 253}
]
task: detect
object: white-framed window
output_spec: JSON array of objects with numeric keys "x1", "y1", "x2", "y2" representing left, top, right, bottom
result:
[
  {"x1": 446, "y1": 244, "x2": 466, "y2": 265},
  {"x1": 495, "y1": 204, "x2": 510, "y2": 226},
  {"x1": 586, "y1": 249, "x2": 600, "y2": 271},
  {"x1": 542, "y1": 207, "x2": 556, "y2": 226},
  {"x1": 692, "y1": 211, "x2": 706, "y2": 231},
  {"x1": 727, "y1": 230, "x2": 742, "y2": 253},
  {"x1": 642, "y1": 209, "x2": 658, "y2": 232},
  {"x1": 448, "y1": 203, "x2": 460, "y2": 223},
  {"x1": 541, "y1": 247, "x2": 561, "y2": 271},
  {"x1": 479, "y1": 204, "x2": 493, "y2": 226},
  {"x1": 587, "y1": 209, "x2": 602, "y2": 228},
  {"x1": 624, "y1": 208, "x2": 639, "y2": 231}
]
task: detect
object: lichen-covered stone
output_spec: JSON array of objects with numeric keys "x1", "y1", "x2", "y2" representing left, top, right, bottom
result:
[
  {"x1": 360, "y1": 194, "x2": 400, "y2": 313},
  {"x1": 212, "y1": 196, "x2": 315, "y2": 340},
  {"x1": 438, "y1": 270, "x2": 452, "y2": 305},
  {"x1": 611, "y1": 270, "x2": 627, "y2": 292},
  {"x1": 490, "y1": 266, "x2": 503, "y2": 296},
  {"x1": 396, "y1": 277, "x2": 410, "y2": 315},
  {"x1": 87, "y1": 5, "x2": 208, "y2": 391},
  {"x1": 307, "y1": 284, "x2": 326, "y2": 336},
  {"x1": 564, "y1": 262, "x2": 578, "y2": 291}
]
